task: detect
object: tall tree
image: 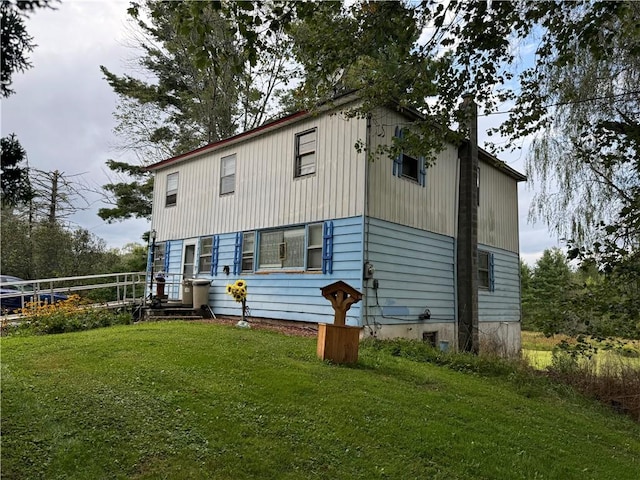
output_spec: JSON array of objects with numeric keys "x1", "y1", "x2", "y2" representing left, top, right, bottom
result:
[
  {"x1": 189, "y1": 1, "x2": 637, "y2": 247},
  {"x1": 99, "y1": 0, "x2": 294, "y2": 222},
  {"x1": 0, "y1": 0, "x2": 57, "y2": 97},
  {"x1": 526, "y1": 249, "x2": 576, "y2": 335},
  {"x1": 1, "y1": 134, "x2": 32, "y2": 207}
]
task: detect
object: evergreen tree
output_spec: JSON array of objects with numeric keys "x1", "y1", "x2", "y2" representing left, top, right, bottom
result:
[{"x1": 99, "y1": 0, "x2": 294, "y2": 222}]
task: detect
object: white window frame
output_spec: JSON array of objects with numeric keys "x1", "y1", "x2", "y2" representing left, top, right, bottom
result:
[
  {"x1": 242, "y1": 231, "x2": 255, "y2": 272},
  {"x1": 306, "y1": 223, "x2": 323, "y2": 270},
  {"x1": 198, "y1": 236, "x2": 213, "y2": 274},
  {"x1": 294, "y1": 129, "x2": 317, "y2": 178},
  {"x1": 220, "y1": 154, "x2": 236, "y2": 195},
  {"x1": 257, "y1": 224, "x2": 322, "y2": 271},
  {"x1": 166, "y1": 172, "x2": 179, "y2": 207}
]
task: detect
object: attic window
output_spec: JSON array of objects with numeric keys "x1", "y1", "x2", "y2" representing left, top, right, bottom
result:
[{"x1": 166, "y1": 172, "x2": 178, "y2": 207}]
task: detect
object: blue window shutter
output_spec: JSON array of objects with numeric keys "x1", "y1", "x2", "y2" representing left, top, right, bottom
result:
[
  {"x1": 233, "y1": 232, "x2": 242, "y2": 275},
  {"x1": 164, "y1": 242, "x2": 170, "y2": 272},
  {"x1": 393, "y1": 126, "x2": 403, "y2": 177},
  {"x1": 489, "y1": 252, "x2": 495, "y2": 292},
  {"x1": 419, "y1": 156, "x2": 426, "y2": 187},
  {"x1": 322, "y1": 221, "x2": 334, "y2": 274},
  {"x1": 211, "y1": 235, "x2": 220, "y2": 276}
]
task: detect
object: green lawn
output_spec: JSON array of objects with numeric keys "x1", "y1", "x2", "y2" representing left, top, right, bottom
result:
[{"x1": 2, "y1": 322, "x2": 639, "y2": 479}]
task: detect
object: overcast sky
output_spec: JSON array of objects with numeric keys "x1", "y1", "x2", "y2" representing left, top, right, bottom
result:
[{"x1": 1, "y1": 0, "x2": 560, "y2": 264}]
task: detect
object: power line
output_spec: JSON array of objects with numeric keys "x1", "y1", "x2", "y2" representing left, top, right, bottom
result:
[{"x1": 479, "y1": 91, "x2": 640, "y2": 117}]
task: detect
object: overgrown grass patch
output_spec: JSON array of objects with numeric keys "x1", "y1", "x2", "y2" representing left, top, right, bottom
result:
[{"x1": 2, "y1": 322, "x2": 639, "y2": 479}]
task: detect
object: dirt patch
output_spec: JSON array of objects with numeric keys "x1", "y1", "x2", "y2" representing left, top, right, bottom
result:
[{"x1": 196, "y1": 316, "x2": 318, "y2": 337}]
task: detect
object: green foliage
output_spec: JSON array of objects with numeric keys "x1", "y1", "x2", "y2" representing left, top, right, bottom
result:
[
  {"x1": 2, "y1": 322, "x2": 639, "y2": 479},
  {"x1": 98, "y1": 160, "x2": 153, "y2": 222},
  {"x1": 0, "y1": 1, "x2": 57, "y2": 97},
  {"x1": 100, "y1": 0, "x2": 295, "y2": 222},
  {"x1": 524, "y1": 248, "x2": 576, "y2": 335},
  {"x1": 0, "y1": 209, "x2": 141, "y2": 280},
  {"x1": 0, "y1": 134, "x2": 32, "y2": 206},
  {"x1": 2, "y1": 295, "x2": 133, "y2": 336},
  {"x1": 522, "y1": 248, "x2": 640, "y2": 339}
]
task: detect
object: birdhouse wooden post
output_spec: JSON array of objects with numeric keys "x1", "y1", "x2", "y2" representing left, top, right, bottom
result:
[{"x1": 317, "y1": 281, "x2": 363, "y2": 364}]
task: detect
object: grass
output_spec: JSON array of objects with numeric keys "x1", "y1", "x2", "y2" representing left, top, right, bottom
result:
[
  {"x1": 2, "y1": 322, "x2": 640, "y2": 479},
  {"x1": 522, "y1": 331, "x2": 640, "y2": 370}
]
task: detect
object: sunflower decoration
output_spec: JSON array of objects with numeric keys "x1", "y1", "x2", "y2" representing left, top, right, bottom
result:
[
  {"x1": 226, "y1": 279, "x2": 250, "y2": 327},
  {"x1": 226, "y1": 279, "x2": 248, "y2": 303}
]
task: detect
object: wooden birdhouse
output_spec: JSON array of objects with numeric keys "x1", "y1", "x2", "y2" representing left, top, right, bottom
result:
[{"x1": 317, "y1": 281, "x2": 363, "y2": 364}]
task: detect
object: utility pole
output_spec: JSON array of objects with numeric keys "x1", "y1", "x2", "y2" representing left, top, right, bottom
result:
[{"x1": 456, "y1": 94, "x2": 479, "y2": 354}]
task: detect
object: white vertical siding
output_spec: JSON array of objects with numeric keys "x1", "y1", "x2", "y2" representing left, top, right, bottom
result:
[
  {"x1": 478, "y1": 159, "x2": 520, "y2": 253},
  {"x1": 367, "y1": 108, "x2": 459, "y2": 237},
  {"x1": 150, "y1": 109, "x2": 367, "y2": 242}
]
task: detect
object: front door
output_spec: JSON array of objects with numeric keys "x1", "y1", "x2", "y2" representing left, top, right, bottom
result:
[{"x1": 182, "y1": 243, "x2": 196, "y2": 280}]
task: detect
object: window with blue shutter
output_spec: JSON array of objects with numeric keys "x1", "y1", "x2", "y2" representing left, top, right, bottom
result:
[
  {"x1": 322, "y1": 221, "x2": 334, "y2": 274},
  {"x1": 478, "y1": 250, "x2": 495, "y2": 292},
  {"x1": 393, "y1": 126, "x2": 426, "y2": 187},
  {"x1": 233, "y1": 232, "x2": 243, "y2": 275}
]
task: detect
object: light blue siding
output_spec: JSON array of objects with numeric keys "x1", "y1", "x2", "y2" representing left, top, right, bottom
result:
[
  {"x1": 197, "y1": 216, "x2": 364, "y2": 325},
  {"x1": 478, "y1": 245, "x2": 521, "y2": 322},
  {"x1": 364, "y1": 217, "x2": 456, "y2": 325}
]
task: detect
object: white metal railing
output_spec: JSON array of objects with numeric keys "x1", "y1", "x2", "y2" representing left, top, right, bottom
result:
[{"x1": 1, "y1": 272, "x2": 147, "y2": 313}]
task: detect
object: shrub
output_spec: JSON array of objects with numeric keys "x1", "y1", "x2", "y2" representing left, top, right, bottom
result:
[
  {"x1": 548, "y1": 341, "x2": 640, "y2": 421},
  {"x1": 1, "y1": 295, "x2": 132, "y2": 336}
]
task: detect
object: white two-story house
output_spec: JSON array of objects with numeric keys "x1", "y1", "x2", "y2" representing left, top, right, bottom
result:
[{"x1": 146, "y1": 93, "x2": 526, "y2": 352}]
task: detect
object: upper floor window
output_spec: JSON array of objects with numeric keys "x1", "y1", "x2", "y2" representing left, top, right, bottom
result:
[
  {"x1": 477, "y1": 166, "x2": 480, "y2": 206},
  {"x1": 392, "y1": 126, "x2": 426, "y2": 186},
  {"x1": 401, "y1": 153, "x2": 419, "y2": 182},
  {"x1": 166, "y1": 172, "x2": 178, "y2": 207},
  {"x1": 220, "y1": 154, "x2": 236, "y2": 195},
  {"x1": 295, "y1": 129, "x2": 317, "y2": 177}
]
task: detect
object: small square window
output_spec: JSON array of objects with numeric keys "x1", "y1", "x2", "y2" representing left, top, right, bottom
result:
[
  {"x1": 295, "y1": 129, "x2": 316, "y2": 177},
  {"x1": 401, "y1": 153, "x2": 419, "y2": 182},
  {"x1": 166, "y1": 172, "x2": 178, "y2": 207},
  {"x1": 220, "y1": 154, "x2": 236, "y2": 195}
]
